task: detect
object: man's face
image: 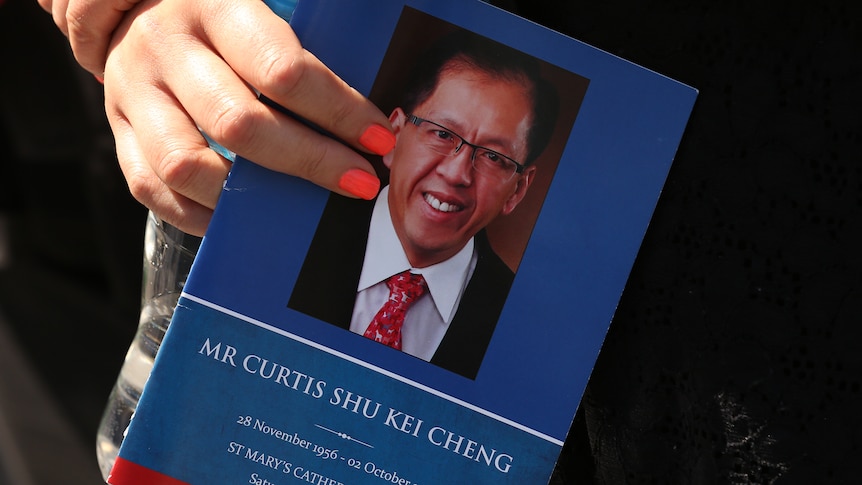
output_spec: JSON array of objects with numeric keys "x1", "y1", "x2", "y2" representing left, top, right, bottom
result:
[{"x1": 383, "y1": 65, "x2": 537, "y2": 268}]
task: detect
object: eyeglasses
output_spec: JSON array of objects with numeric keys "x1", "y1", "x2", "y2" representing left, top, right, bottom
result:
[{"x1": 406, "y1": 114, "x2": 526, "y2": 181}]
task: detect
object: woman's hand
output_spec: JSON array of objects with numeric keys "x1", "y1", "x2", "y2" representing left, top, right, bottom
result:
[{"x1": 96, "y1": 0, "x2": 392, "y2": 235}]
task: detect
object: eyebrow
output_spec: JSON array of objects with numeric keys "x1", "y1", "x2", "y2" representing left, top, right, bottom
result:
[{"x1": 432, "y1": 115, "x2": 522, "y2": 156}]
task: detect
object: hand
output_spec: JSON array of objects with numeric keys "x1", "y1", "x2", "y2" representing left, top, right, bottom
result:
[
  {"x1": 37, "y1": 0, "x2": 141, "y2": 77},
  {"x1": 103, "y1": 0, "x2": 393, "y2": 236}
]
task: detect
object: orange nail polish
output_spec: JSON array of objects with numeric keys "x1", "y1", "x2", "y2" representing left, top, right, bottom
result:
[
  {"x1": 359, "y1": 124, "x2": 396, "y2": 155},
  {"x1": 338, "y1": 169, "x2": 380, "y2": 200}
]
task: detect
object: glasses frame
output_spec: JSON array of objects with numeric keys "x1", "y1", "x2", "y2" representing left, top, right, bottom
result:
[{"x1": 406, "y1": 114, "x2": 526, "y2": 180}]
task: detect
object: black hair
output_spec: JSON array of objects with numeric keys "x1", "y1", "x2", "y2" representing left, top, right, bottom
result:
[{"x1": 400, "y1": 30, "x2": 558, "y2": 165}]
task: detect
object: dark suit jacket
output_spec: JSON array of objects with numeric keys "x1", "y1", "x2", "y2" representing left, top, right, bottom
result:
[{"x1": 288, "y1": 193, "x2": 514, "y2": 379}]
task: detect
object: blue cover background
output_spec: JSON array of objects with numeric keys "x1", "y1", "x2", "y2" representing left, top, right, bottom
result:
[{"x1": 187, "y1": 0, "x2": 696, "y2": 441}]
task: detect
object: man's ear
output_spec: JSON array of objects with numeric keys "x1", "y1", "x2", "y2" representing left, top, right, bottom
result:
[
  {"x1": 501, "y1": 165, "x2": 536, "y2": 215},
  {"x1": 382, "y1": 108, "x2": 406, "y2": 169}
]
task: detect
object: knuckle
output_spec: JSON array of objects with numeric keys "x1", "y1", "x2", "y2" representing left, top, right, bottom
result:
[
  {"x1": 124, "y1": 165, "x2": 160, "y2": 206},
  {"x1": 154, "y1": 146, "x2": 204, "y2": 195},
  {"x1": 326, "y1": 95, "x2": 359, "y2": 133},
  {"x1": 64, "y1": 6, "x2": 92, "y2": 42},
  {"x1": 259, "y1": 47, "x2": 311, "y2": 98},
  {"x1": 259, "y1": 49, "x2": 361, "y2": 134},
  {"x1": 292, "y1": 137, "x2": 330, "y2": 181},
  {"x1": 64, "y1": 6, "x2": 82, "y2": 30},
  {"x1": 206, "y1": 96, "x2": 261, "y2": 150}
]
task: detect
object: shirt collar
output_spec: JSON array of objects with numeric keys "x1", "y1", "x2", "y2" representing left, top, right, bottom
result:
[{"x1": 358, "y1": 186, "x2": 476, "y2": 323}]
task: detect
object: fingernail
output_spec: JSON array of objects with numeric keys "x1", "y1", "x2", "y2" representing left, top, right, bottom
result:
[
  {"x1": 94, "y1": 74, "x2": 104, "y2": 84},
  {"x1": 359, "y1": 124, "x2": 396, "y2": 155},
  {"x1": 338, "y1": 169, "x2": 380, "y2": 200}
]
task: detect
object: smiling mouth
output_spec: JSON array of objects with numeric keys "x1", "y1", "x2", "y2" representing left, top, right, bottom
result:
[{"x1": 424, "y1": 193, "x2": 463, "y2": 213}]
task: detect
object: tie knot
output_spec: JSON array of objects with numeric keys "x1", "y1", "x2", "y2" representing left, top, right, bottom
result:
[
  {"x1": 363, "y1": 271, "x2": 428, "y2": 350},
  {"x1": 386, "y1": 271, "x2": 427, "y2": 305}
]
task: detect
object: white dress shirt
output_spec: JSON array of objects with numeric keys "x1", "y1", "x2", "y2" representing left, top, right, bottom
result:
[{"x1": 349, "y1": 186, "x2": 478, "y2": 361}]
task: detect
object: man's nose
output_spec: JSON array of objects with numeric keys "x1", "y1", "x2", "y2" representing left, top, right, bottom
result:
[{"x1": 435, "y1": 145, "x2": 474, "y2": 186}]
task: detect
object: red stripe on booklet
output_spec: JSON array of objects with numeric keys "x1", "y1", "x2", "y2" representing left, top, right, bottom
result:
[{"x1": 107, "y1": 457, "x2": 191, "y2": 485}]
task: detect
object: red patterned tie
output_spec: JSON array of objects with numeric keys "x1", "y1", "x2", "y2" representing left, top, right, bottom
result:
[{"x1": 363, "y1": 271, "x2": 428, "y2": 350}]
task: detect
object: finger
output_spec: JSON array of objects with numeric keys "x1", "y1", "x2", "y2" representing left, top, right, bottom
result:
[
  {"x1": 66, "y1": 0, "x2": 142, "y2": 75},
  {"x1": 166, "y1": 40, "x2": 382, "y2": 200},
  {"x1": 117, "y1": 84, "x2": 234, "y2": 211},
  {"x1": 36, "y1": 0, "x2": 54, "y2": 16},
  {"x1": 201, "y1": 0, "x2": 395, "y2": 156},
  {"x1": 46, "y1": 0, "x2": 71, "y2": 35},
  {"x1": 110, "y1": 110, "x2": 216, "y2": 237}
]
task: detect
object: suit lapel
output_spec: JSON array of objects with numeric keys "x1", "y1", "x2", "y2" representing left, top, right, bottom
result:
[
  {"x1": 288, "y1": 195, "x2": 374, "y2": 328},
  {"x1": 431, "y1": 232, "x2": 514, "y2": 379}
]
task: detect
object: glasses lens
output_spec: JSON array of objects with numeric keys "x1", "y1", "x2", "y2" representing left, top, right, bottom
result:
[
  {"x1": 472, "y1": 148, "x2": 517, "y2": 180},
  {"x1": 418, "y1": 124, "x2": 461, "y2": 156}
]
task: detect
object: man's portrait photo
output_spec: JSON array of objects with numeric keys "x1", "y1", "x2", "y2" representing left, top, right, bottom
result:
[{"x1": 289, "y1": 8, "x2": 587, "y2": 379}]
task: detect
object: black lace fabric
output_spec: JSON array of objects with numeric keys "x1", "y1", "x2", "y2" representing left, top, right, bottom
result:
[{"x1": 487, "y1": 1, "x2": 862, "y2": 483}]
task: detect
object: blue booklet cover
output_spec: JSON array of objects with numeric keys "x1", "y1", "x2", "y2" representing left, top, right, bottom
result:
[{"x1": 109, "y1": 1, "x2": 697, "y2": 483}]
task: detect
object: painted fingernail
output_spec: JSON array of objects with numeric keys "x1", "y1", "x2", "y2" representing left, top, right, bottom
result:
[
  {"x1": 359, "y1": 124, "x2": 396, "y2": 155},
  {"x1": 94, "y1": 74, "x2": 104, "y2": 84},
  {"x1": 338, "y1": 169, "x2": 380, "y2": 200}
]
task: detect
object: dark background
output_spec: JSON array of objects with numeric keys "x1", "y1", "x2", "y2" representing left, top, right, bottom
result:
[
  {"x1": 1, "y1": 0, "x2": 860, "y2": 483},
  {"x1": 1, "y1": 0, "x2": 146, "y2": 482}
]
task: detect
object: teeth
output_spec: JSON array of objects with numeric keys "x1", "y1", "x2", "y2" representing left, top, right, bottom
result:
[{"x1": 425, "y1": 193, "x2": 461, "y2": 212}]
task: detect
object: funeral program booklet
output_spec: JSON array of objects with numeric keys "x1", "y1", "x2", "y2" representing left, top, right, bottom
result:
[{"x1": 108, "y1": 1, "x2": 697, "y2": 483}]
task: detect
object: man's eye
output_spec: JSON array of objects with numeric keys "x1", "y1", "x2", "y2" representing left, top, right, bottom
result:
[
  {"x1": 432, "y1": 129, "x2": 454, "y2": 141},
  {"x1": 480, "y1": 150, "x2": 507, "y2": 166},
  {"x1": 483, "y1": 151, "x2": 501, "y2": 162}
]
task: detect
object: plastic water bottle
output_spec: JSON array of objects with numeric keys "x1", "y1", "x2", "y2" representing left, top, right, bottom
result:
[{"x1": 94, "y1": 212, "x2": 201, "y2": 480}]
